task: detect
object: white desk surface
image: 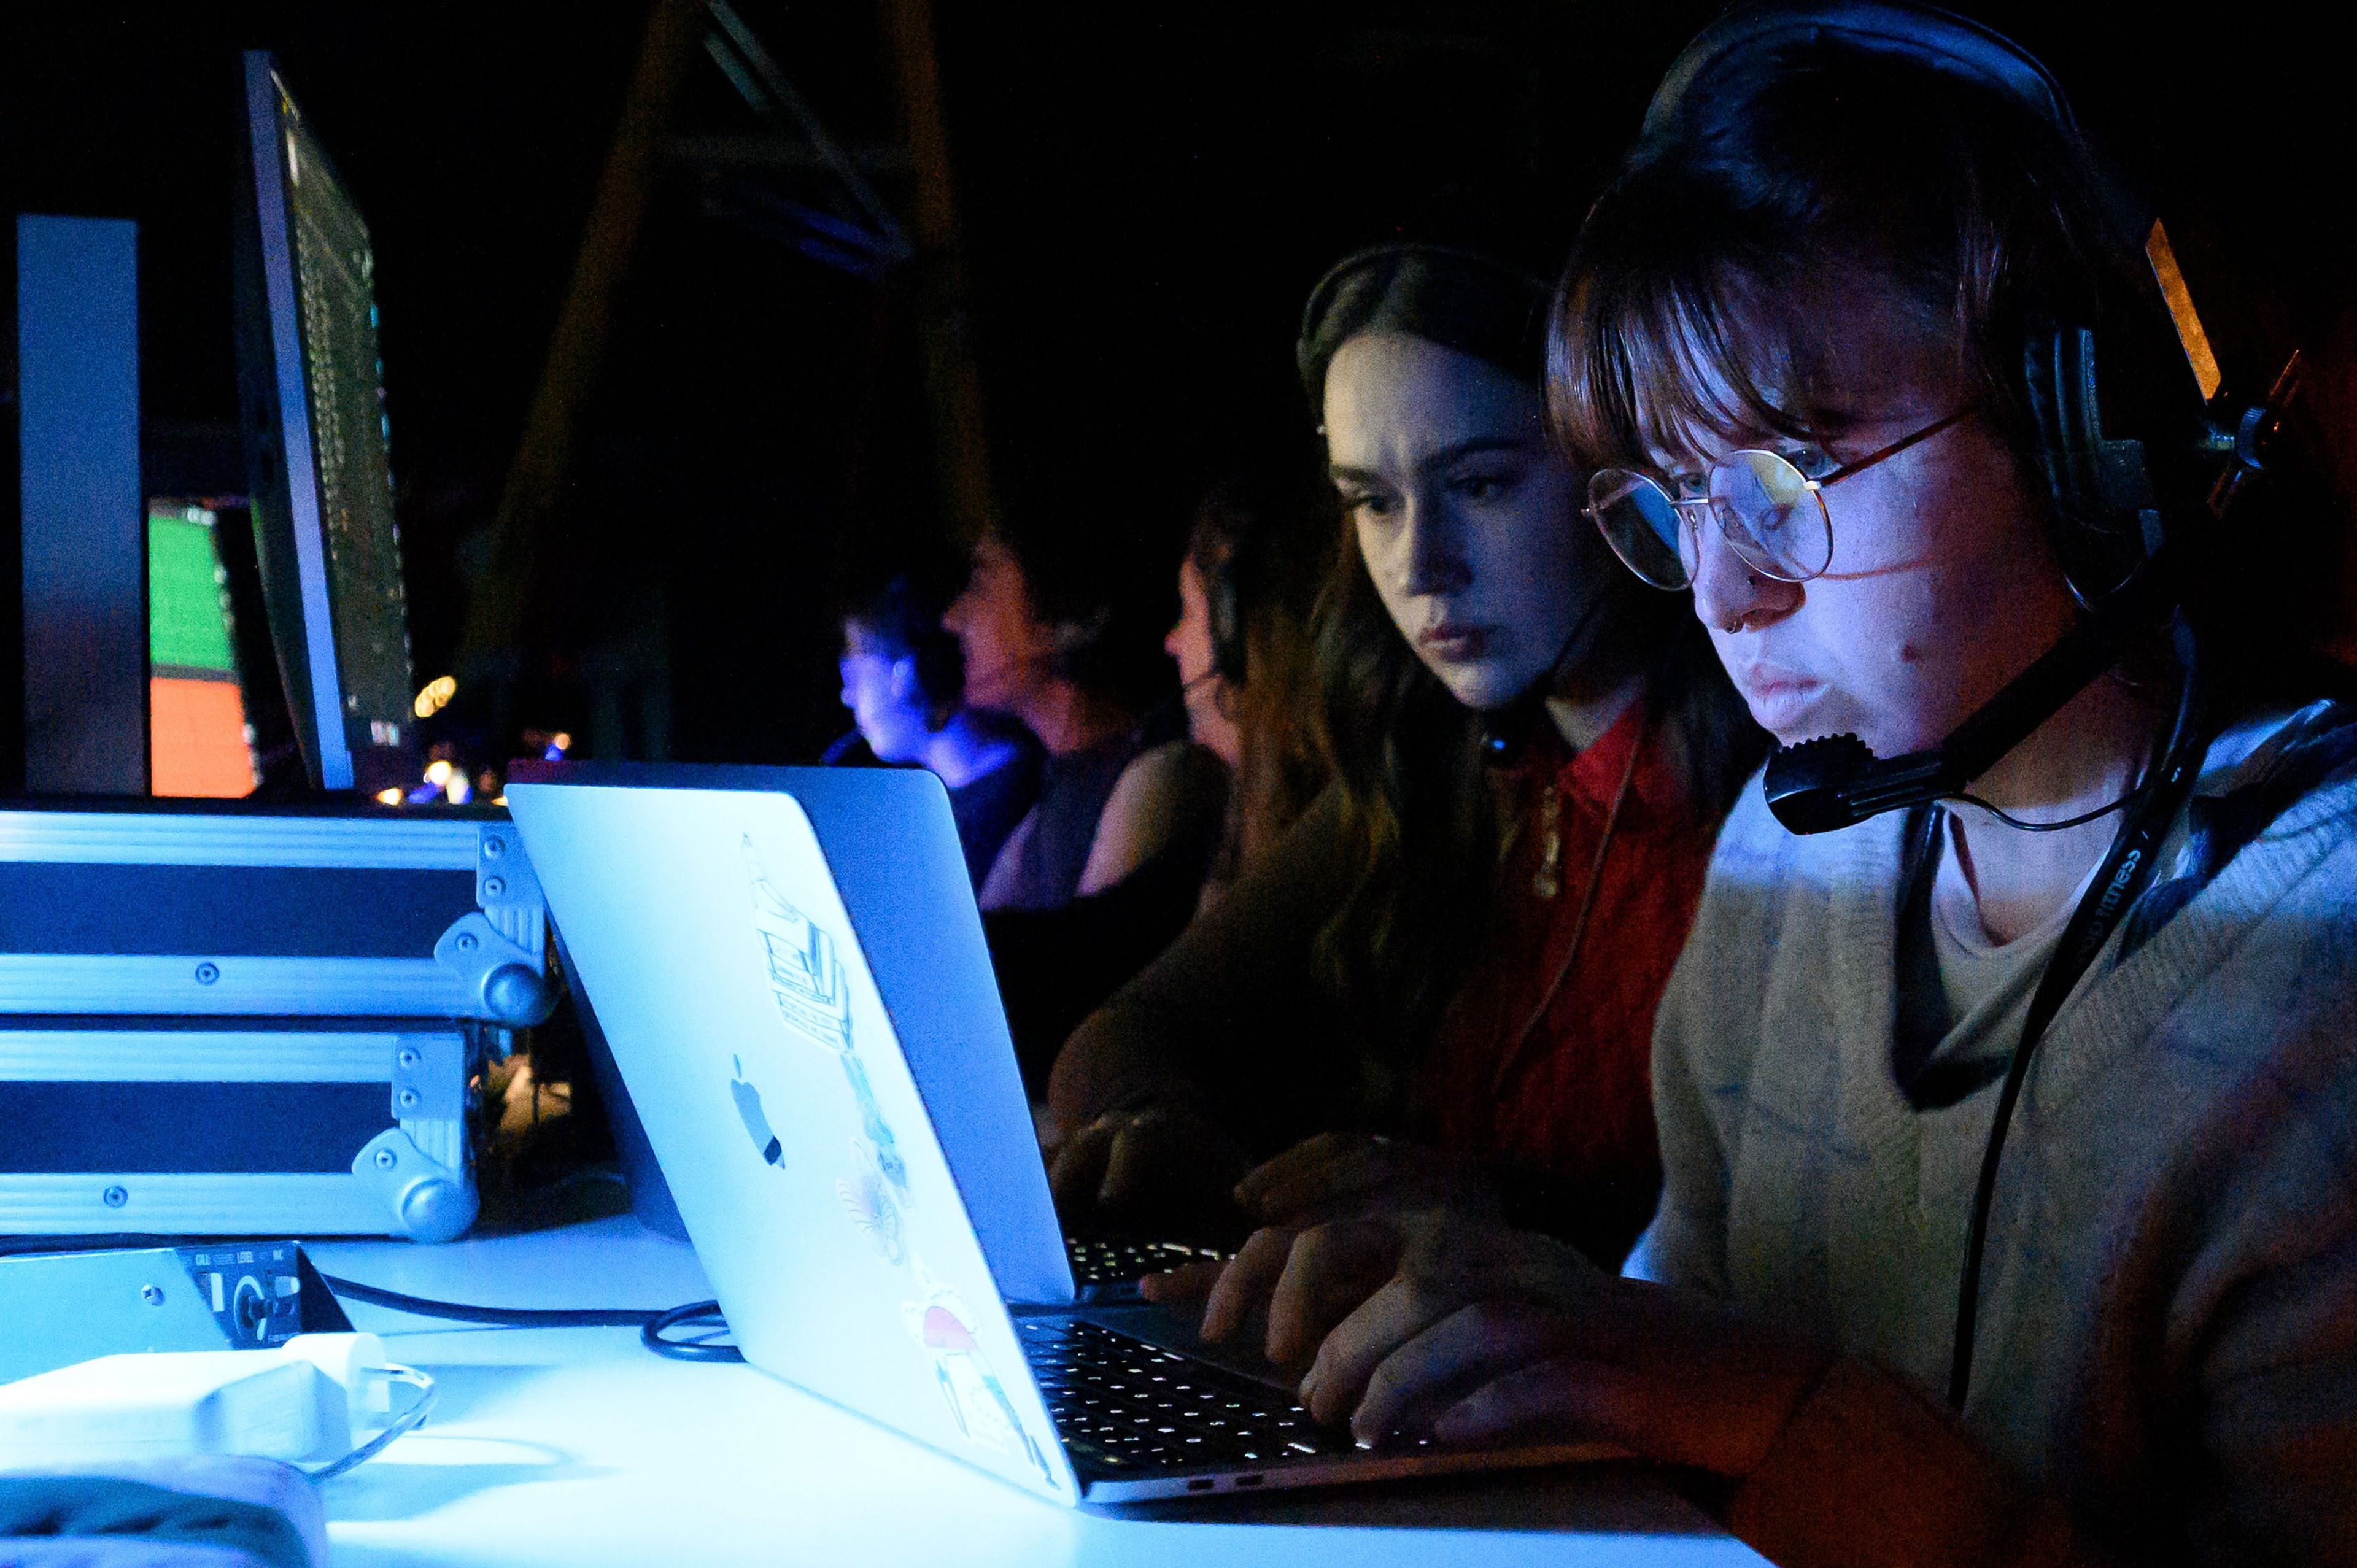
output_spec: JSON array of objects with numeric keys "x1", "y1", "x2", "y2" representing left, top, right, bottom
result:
[{"x1": 309, "y1": 1216, "x2": 1764, "y2": 1568}]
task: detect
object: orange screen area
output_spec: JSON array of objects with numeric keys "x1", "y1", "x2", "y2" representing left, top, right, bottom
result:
[{"x1": 150, "y1": 676, "x2": 257, "y2": 797}]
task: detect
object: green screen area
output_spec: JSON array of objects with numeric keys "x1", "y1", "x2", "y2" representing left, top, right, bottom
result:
[{"x1": 148, "y1": 508, "x2": 238, "y2": 676}]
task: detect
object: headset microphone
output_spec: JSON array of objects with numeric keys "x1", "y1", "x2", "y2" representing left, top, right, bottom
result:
[
  {"x1": 1477, "y1": 692, "x2": 1550, "y2": 764},
  {"x1": 1761, "y1": 320, "x2": 2304, "y2": 837},
  {"x1": 1760, "y1": 536, "x2": 2186, "y2": 835},
  {"x1": 1477, "y1": 591, "x2": 1616, "y2": 765}
]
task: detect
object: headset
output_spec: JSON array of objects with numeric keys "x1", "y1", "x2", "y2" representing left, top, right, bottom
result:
[
  {"x1": 1475, "y1": 612, "x2": 1612, "y2": 765},
  {"x1": 1296, "y1": 242, "x2": 1555, "y2": 403},
  {"x1": 1185, "y1": 483, "x2": 1259, "y2": 689},
  {"x1": 1641, "y1": 0, "x2": 2306, "y2": 1407},
  {"x1": 1205, "y1": 552, "x2": 1249, "y2": 687},
  {"x1": 1642, "y1": 0, "x2": 2298, "y2": 836}
]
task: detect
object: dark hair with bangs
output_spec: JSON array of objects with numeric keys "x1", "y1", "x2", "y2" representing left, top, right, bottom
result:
[
  {"x1": 1552, "y1": 36, "x2": 2157, "y2": 582},
  {"x1": 1554, "y1": 23, "x2": 2357, "y2": 698}
]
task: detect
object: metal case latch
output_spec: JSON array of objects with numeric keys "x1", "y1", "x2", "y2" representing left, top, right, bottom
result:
[{"x1": 350, "y1": 1128, "x2": 478, "y2": 1244}]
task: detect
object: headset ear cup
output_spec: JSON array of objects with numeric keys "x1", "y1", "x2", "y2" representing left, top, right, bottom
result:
[
  {"x1": 2023, "y1": 322, "x2": 2165, "y2": 604},
  {"x1": 1207, "y1": 562, "x2": 1246, "y2": 686},
  {"x1": 2023, "y1": 322, "x2": 2080, "y2": 574}
]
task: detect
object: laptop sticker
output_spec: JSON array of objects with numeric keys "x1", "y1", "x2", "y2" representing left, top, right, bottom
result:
[
  {"x1": 747, "y1": 838, "x2": 912, "y2": 1202},
  {"x1": 740, "y1": 833, "x2": 1053, "y2": 1489},
  {"x1": 838, "y1": 1138, "x2": 908, "y2": 1264},
  {"x1": 746, "y1": 838, "x2": 853, "y2": 1046},
  {"x1": 905, "y1": 1273, "x2": 1056, "y2": 1488}
]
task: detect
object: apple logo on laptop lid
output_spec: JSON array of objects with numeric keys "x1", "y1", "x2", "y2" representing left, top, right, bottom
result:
[{"x1": 731, "y1": 1056, "x2": 784, "y2": 1168}]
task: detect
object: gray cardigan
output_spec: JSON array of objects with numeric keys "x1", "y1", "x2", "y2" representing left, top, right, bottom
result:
[{"x1": 1645, "y1": 700, "x2": 2357, "y2": 1563}]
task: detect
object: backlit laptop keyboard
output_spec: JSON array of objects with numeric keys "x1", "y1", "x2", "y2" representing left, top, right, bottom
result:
[
  {"x1": 1063, "y1": 1237, "x2": 1230, "y2": 1288},
  {"x1": 1018, "y1": 1317, "x2": 1361, "y2": 1477}
]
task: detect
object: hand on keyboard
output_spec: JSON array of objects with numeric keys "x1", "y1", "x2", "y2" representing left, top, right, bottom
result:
[
  {"x1": 1137, "y1": 1134, "x2": 1506, "y2": 1380},
  {"x1": 1043, "y1": 1099, "x2": 1249, "y2": 1236},
  {"x1": 1233, "y1": 1132, "x2": 1502, "y2": 1230},
  {"x1": 1282, "y1": 1210, "x2": 1832, "y2": 1475}
]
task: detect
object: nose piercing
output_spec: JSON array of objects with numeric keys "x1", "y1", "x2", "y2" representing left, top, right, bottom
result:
[{"x1": 1716, "y1": 570, "x2": 1764, "y2": 635}]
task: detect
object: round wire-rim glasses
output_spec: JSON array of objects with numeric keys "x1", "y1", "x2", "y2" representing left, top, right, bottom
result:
[{"x1": 1583, "y1": 406, "x2": 1978, "y2": 590}]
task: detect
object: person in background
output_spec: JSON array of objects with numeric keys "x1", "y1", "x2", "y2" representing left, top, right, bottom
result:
[
  {"x1": 1045, "y1": 243, "x2": 1763, "y2": 1256},
  {"x1": 945, "y1": 522, "x2": 1226, "y2": 915},
  {"x1": 943, "y1": 508, "x2": 1228, "y2": 1087},
  {"x1": 1163, "y1": 466, "x2": 1333, "y2": 899},
  {"x1": 837, "y1": 576, "x2": 1040, "y2": 889},
  {"x1": 1209, "y1": 9, "x2": 2357, "y2": 1563},
  {"x1": 1165, "y1": 497, "x2": 1250, "y2": 771}
]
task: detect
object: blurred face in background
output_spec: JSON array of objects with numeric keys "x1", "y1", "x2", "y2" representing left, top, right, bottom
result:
[
  {"x1": 837, "y1": 622, "x2": 931, "y2": 763},
  {"x1": 1166, "y1": 556, "x2": 1242, "y2": 768},
  {"x1": 942, "y1": 533, "x2": 1056, "y2": 714},
  {"x1": 1323, "y1": 331, "x2": 1593, "y2": 711}
]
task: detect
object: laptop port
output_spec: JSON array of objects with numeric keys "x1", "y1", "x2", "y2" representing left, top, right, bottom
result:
[
  {"x1": 1186, "y1": 1478, "x2": 1214, "y2": 1493},
  {"x1": 1235, "y1": 1474, "x2": 1264, "y2": 1488}
]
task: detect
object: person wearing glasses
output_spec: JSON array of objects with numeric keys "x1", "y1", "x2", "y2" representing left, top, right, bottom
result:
[
  {"x1": 1043, "y1": 243, "x2": 1762, "y2": 1257},
  {"x1": 1164, "y1": 7, "x2": 2357, "y2": 1564}
]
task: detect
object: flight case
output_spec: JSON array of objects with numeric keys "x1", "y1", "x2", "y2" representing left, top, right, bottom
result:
[{"x1": 0, "y1": 801, "x2": 557, "y2": 1242}]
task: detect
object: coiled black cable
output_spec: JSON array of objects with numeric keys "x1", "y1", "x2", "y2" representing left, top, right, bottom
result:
[
  {"x1": 639, "y1": 1299, "x2": 744, "y2": 1362},
  {"x1": 319, "y1": 1273, "x2": 742, "y2": 1363}
]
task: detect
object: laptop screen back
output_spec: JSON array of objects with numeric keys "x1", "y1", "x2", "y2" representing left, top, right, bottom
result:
[{"x1": 509, "y1": 781, "x2": 1077, "y2": 1504}]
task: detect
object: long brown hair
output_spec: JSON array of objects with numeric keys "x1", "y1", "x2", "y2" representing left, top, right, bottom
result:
[
  {"x1": 1186, "y1": 466, "x2": 1334, "y2": 882},
  {"x1": 1298, "y1": 245, "x2": 1762, "y2": 1060}
]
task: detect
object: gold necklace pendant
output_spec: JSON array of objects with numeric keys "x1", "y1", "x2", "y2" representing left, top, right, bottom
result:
[{"x1": 1533, "y1": 783, "x2": 1563, "y2": 899}]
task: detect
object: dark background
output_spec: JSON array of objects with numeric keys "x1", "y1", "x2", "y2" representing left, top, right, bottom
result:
[{"x1": 2, "y1": 2, "x2": 2349, "y2": 776}]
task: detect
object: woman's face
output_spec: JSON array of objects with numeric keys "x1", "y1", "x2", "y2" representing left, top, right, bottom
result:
[
  {"x1": 1166, "y1": 557, "x2": 1242, "y2": 767},
  {"x1": 1666, "y1": 292, "x2": 2076, "y2": 755},
  {"x1": 942, "y1": 534, "x2": 1055, "y2": 714},
  {"x1": 1323, "y1": 332, "x2": 1592, "y2": 711}
]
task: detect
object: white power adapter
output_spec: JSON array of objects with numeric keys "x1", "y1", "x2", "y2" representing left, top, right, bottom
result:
[{"x1": 0, "y1": 1333, "x2": 428, "y2": 1473}]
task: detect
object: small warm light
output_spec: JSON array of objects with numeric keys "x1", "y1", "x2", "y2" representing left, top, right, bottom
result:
[
  {"x1": 376, "y1": 787, "x2": 404, "y2": 806},
  {"x1": 492, "y1": 794, "x2": 508, "y2": 806},
  {"x1": 550, "y1": 732, "x2": 572, "y2": 753},
  {"x1": 425, "y1": 759, "x2": 454, "y2": 787},
  {"x1": 444, "y1": 773, "x2": 473, "y2": 805},
  {"x1": 412, "y1": 674, "x2": 459, "y2": 720}
]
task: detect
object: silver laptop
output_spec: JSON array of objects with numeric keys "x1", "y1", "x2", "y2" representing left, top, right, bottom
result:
[{"x1": 506, "y1": 766, "x2": 1600, "y2": 1504}]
